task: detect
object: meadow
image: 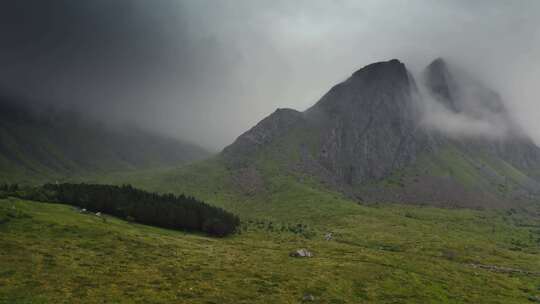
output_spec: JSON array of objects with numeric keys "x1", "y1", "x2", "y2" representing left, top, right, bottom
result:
[{"x1": 1, "y1": 191, "x2": 539, "y2": 303}]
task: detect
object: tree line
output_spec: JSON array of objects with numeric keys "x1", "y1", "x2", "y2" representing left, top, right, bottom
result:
[{"x1": 1, "y1": 183, "x2": 239, "y2": 237}]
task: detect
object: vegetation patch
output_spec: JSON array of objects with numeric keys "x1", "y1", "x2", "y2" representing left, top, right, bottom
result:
[{"x1": 2, "y1": 183, "x2": 239, "y2": 237}]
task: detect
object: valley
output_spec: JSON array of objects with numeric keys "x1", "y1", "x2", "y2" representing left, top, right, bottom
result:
[
  {"x1": 0, "y1": 36, "x2": 539, "y2": 304},
  {"x1": 1, "y1": 191, "x2": 539, "y2": 303},
  {"x1": 2, "y1": 2, "x2": 540, "y2": 303}
]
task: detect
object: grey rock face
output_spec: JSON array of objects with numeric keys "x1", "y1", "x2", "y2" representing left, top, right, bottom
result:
[
  {"x1": 223, "y1": 59, "x2": 434, "y2": 185},
  {"x1": 220, "y1": 58, "x2": 540, "y2": 207},
  {"x1": 304, "y1": 59, "x2": 431, "y2": 185},
  {"x1": 422, "y1": 58, "x2": 460, "y2": 112},
  {"x1": 290, "y1": 248, "x2": 313, "y2": 258}
]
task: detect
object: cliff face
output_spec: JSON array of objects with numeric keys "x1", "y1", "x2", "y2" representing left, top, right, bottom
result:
[
  {"x1": 221, "y1": 58, "x2": 540, "y2": 207},
  {"x1": 304, "y1": 59, "x2": 431, "y2": 185}
]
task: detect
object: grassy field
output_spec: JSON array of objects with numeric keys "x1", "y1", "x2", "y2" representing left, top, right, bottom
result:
[
  {"x1": 2, "y1": 132, "x2": 540, "y2": 303},
  {"x1": 1, "y1": 193, "x2": 540, "y2": 303}
]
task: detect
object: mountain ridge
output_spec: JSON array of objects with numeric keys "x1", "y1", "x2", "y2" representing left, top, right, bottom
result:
[
  {"x1": 216, "y1": 58, "x2": 540, "y2": 208},
  {"x1": 0, "y1": 97, "x2": 210, "y2": 184}
]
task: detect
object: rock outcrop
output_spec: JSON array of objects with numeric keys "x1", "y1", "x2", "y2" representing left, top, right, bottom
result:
[
  {"x1": 289, "y1": 248, "x2": 313, "y2": 258},
  {"x1": 304, "y1": 59, "x2": 431, "y2": 185},
  {"x1": 220, "y1": 58, "x2": 540, "y2": 208}
]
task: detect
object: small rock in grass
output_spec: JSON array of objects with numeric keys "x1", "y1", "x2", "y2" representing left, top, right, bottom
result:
[
  {"x1": 289, "y1": 248, "x2": 313, "y2": 258},
  {"x1": 324, "y1": 232, "x2": 333, "y2": 241},
  {"x1": 302, "y1": 293, "x2": 315, "y2": 301}
]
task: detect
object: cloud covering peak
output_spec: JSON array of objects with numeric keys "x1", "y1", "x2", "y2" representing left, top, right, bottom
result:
[
  {"x1": 0, "y1": 0, "x2": 539, "y2": 149},
  {"x1": 417, "y1": 58, "x2": 524, "y2": 140}
]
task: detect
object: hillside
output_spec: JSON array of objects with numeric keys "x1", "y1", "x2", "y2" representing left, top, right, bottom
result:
[
  {"x1": 1, "y1": 193, "x2": 540, "y2": 303},
  {"x1": 0, "y1": 98, "x2": 210, "y2": 184}
]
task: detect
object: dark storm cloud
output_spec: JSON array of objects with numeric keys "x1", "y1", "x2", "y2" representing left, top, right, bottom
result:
[
  {"x1": 0, "y1": 0, "x2": 192, "y2": 106},
  {"x1": 0, "y1": 1, "x2": 539, "y2": 149}
]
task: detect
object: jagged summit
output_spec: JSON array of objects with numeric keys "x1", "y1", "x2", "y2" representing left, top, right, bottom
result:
[
  {"x1": 218, "y1": 57, "x2": 540, "y2": 208},
  {"x1": 351, "y1": 59, "x2": 407, "y2": 83},
  {"x1": 423, "y1": 58, "x2": 509, "y2": 117},
  {"x1": 225, "y1": 59, "x2": 416, "y2": 166},
  {"x1": 225, "y1": 58, "x2": 426, "y2": 186},
  {"x1": 427, "y1": 57, "x2": 449, "y2": 72},
  {"x1": 422, "y1": 57, "x2": 526, "y2": 140},
  {"x1": 423, "y1": 57, "x2": 459, "y2": 112},
  {"x1": 308, "y1": 59, "x2": 416, "y2": 118}
]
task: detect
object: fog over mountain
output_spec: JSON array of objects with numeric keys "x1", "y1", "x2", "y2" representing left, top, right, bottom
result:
[
  {"x1": 0, "y1": 0, "x2": 539, "y2": 150},
  {"x1": 417, "y1": 58, "x2": 523, "y2": 140}
]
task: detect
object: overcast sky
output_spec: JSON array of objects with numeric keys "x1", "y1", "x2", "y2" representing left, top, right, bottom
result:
[{"x1": 0, "y1": 0, "x2": 539, "y2": 150}]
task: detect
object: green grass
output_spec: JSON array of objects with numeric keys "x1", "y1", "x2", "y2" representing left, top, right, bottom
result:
[
  {"x1": 3, "y1": 123, "x2": 540, "y2": 302},
  {"x1": 1, "y1": 189, "x2": 540, "y2": 303}
]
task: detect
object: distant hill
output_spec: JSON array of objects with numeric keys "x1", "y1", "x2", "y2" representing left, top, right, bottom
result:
[
  {"x1": 150, "y1": 58, "x2": 540, "y2": 209},
  {"x1": 0, "y1": 97, "x2": 210, "y2": 183}
]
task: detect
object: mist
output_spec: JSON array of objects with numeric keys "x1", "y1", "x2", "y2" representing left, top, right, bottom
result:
[
  {"x1": 0, "y1": 0, "x2": 539, "y2": 150},
  {"x1": 417, "y1": 93, "x2": 511, "y2": 141},
  {"x1": 415, "y1": 59, "x2": 519, "y2": 140}
]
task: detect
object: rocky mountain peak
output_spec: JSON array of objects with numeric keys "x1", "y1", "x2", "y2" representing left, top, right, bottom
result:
[
  {"x1": 422, "y1": 57, "x2": 527, "y2": 141},
  {"x1": 351, "y1": 59, "x2": 408, "y2": 84},
  {"x1": 308, "y1": 59, "x2": 415, "y2": 119},
  {"x1": 223, "y1": 59, "x2": 423, "y2": 178},
  {"x1": 219, "y1": 57, "x2": 540, "y2": 208},
  {"x1": 423, "y1": 58, "x2": 509, "y2": 117},
  {"x1": 297, "y1": 59, "x2": 429, "y2": 185},
  {"x1": 428, "y1": 57, "x2": 448, "y2": 70},
  {"x1": 422, "y1": 57, "x2": 459, "y2": 112}
]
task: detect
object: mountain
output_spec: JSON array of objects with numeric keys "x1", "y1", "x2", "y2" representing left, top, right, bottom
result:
[
  {"x1": 224, "y1": 60, "x2": 426, "y2": 183},
  {"x1": 197, "y1": 58, "x2": 540, "y2": 209},
  {"x1": 0, "y1": 98, "x2": 210, "y2": 183},
  {"x1": 5, "y1": 59, "x2": 538, "y2": 303}
]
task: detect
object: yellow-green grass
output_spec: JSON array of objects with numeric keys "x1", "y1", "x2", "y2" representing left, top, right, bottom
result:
[{"x1": 1, "y1": 196, "x2": 540, "y2": 303}]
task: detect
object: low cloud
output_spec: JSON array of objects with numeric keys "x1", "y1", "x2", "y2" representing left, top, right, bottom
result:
[
  {"x1": 418, "y1": 94, "x2": 511, "y2": 139},
  {"x1": 0, "y1": 1, "x2": 538, "y2": 149},
  {"x1": 412, "y1": 58, "x2": 528, "y2": 140}
]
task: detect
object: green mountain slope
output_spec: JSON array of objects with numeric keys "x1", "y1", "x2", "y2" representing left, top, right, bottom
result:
[
  {"x1": 110, "y1": 129, "x2": 539, "y2": 213},
  {"x1": 0, "y1": 99, "x2": 210, "y2": 184}
]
